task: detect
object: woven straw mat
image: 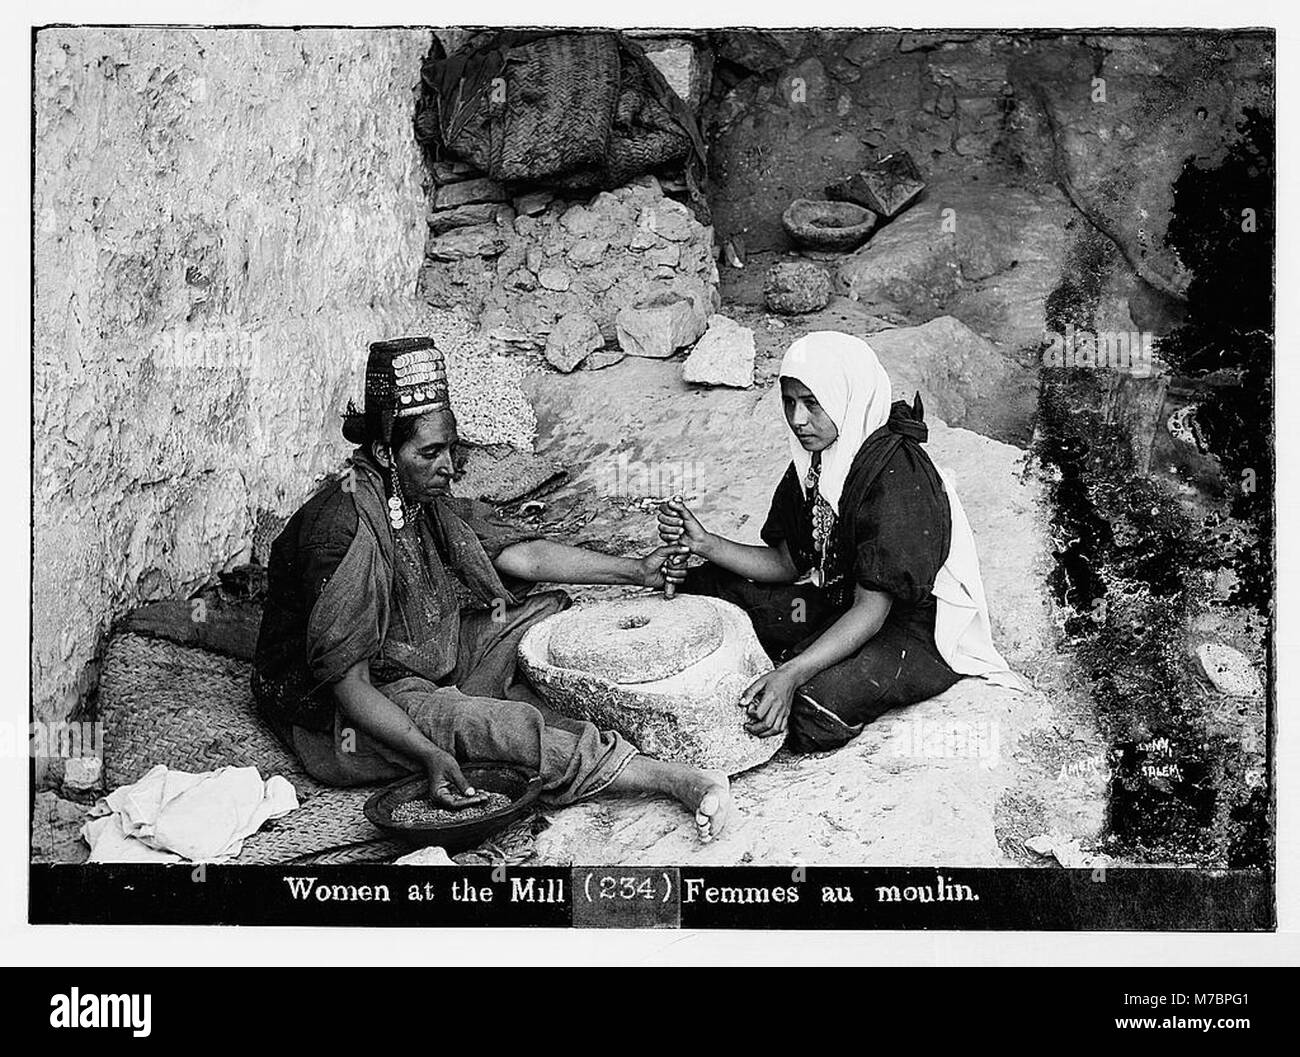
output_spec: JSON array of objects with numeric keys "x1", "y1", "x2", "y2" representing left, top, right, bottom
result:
[{"x1": 99, "y1": 634, "x2": 398, "y2": 863}]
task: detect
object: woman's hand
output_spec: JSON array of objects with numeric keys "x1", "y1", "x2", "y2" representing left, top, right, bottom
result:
[
  {"x1": 635, "y1": 544, "x2": 689, "y2": 590},
  {"x1": 423, "y1": 748, "x2": 489, "y2": 809},
  {"x1": 657, "y1": 498, "x2": 711, "y2": 555},
  {"x1": 740, "y1": 668, "x2": 800, "y2": 739}
]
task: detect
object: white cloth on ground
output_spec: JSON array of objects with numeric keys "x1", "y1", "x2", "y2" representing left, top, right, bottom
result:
[{"x1": 81, "y1": 764, "x2": 299, "y2": 863}]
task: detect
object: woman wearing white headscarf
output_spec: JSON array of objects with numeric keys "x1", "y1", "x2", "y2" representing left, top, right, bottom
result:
[{"x1": 659, "y1": 331, "x2": 1021, "y2": 752}]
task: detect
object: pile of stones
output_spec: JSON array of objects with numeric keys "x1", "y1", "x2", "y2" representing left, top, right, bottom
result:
[{"x1": 419, "y1": 166, "x2": 720, "y2": 374}]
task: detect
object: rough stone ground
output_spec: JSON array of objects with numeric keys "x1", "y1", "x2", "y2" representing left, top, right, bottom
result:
[{"x1": 518, "y1": 309, "x2": 1108, "y2": 864}]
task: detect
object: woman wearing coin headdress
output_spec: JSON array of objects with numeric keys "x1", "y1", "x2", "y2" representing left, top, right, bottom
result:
[
  {"x1": 658, "y1": 331, "x2": 1023, "y2": 753},
  {"x1": 253, "y1": 337, "x2": 732, "y2": 841}
]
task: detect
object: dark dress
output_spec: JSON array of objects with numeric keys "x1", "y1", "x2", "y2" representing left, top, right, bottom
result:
[
  {"x1": 681, "y1": 397, "x2": 960, "y2": 753},
  {"x1": 251, "y1": 456, "x2": 636, "y2": 802},
  {"x1": 252, "y1": 476, "x2": 545, "y2": 735}
]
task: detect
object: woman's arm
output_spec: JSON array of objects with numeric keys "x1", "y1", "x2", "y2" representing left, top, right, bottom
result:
[
  {"x1": 696, "y1": 535, "x2": 800, "y2": 583},
  {"x1": 657, "y1": 499, "x2": 799, "y2": 583},
  {"x1": 332, "y1": 660, "x2": 486, "y2": 806},
  {"x1": 493, "y1": 539, "x2": 679, "y2": 588},
  {"x1": 742, "y1": 584, "x2": 893, "y2": 737}
]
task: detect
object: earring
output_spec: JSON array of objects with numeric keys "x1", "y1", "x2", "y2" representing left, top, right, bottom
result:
[{"x1": 387, "y1": 458, "x2": 406, "y2": 532}]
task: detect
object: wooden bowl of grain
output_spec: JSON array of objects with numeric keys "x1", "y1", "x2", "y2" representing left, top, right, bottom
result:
[{"x1": 365, "y1": 763, "x2": 543, "y2": 853}]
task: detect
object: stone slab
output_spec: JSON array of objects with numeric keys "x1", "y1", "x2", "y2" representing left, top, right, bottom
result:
[{"x1": 519, "y1": 595, "x2": 779, "y2": 775}]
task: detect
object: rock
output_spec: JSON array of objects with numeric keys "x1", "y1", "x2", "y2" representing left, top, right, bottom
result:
[
  {"x1": 1197, "y1": 643, "x2": 1263, "y2": 698},
  {"x1": 513, "y1": 190, "x2": 555, "y2": 216},
  {"x1": 635, "y1": 35, "x2": 714, "y2": 109},
  {"x1": 1023, "y1": 831, "x2": 1099, "y2": 868},
  {"x1": 764, "y1": 261, "x2": 831, "y2": 314},
  {"x1": 629, "y1": 227, "x2": 659, "y2": 251},
  {"x1": 504, "y1": 268, "x2": 537, "y2": 292},
  {"x1": 427, "y1": 224, "x2": 508, "y2": 261},
  {"x1": 394, "y1": 845, "x2": 456, "y2": 866},
  {"x1": 1024, "y1": 833, "x2": 1056, "y2": 857},
  {"x1": 486, "y1": 323, "x2": 537, "y2": 352},
  {"x1": 583, "y1": 348, "x2": 627, "y2": 370},
  {"x1": 781, "y1": 198, "x2": 876, "y2": 251},
  {"x1": 712, "y1": 29, "x2": 805, "y2": 75},
  {"x1": 31, "y1": 791, "x2": 91, "y2": 864},
  {"x1": 559, "y1": 203, "x2": 603, "y2": 238},
  {"x1": 567, "y1": 238, "x2": 608, "y2": 266},
  {"x1": 545, "y1": 311, "x2": 603, "y2": 372},
  {"x1": 862, "y1": 315, "x2": 1025, "y2": 438},
  {"x1": 1008, "y1": 36, "x2": 1271, "y2": 300},
  {"x1": 428, "y1": 201, "x2": 502, "y2": 235},
  {"x1": 586, "y1": 270, "x2": 616, "y2": 293},
  {"x1": 518, "y1": 596, "x2": 779, "y2": 774},
  {"x1": 615, "y1": 293, "x2": 706, "y2": 358},
  {"x1": 435, "y1": 176, "x2": 508, "y2": 210},
  {"x1": 843, "y1": 33, "x2": 903, "y2": 67},
  {"x1": 455, "y1": 445, "x2": 565, "y2": 502},
  {"x1": 778, "y1": 56, "x2": 830, "y2": 111},
  {"x1": 62, "y1": 755, "x2": 103, "y2": 795},
  {"x1": 683, "y1": 314, "x2": 756, "y2": 388},
  {"x1": 538, "y1": 266, "x2": 571, "y2": 292},
  {"x1": 825, "y1": 150, "x2": 927, "y2": 219},
  {"x1": 549, "y1": 596, "x2": 725, "y2": 683},
  {"x1": 431, "y1": 159, "x2": 479, "y2": 183},
  {"x1": 620, "y1": 174, "x2": 663, "y2": 199},
  {"x1": 422, "y1": 178, "x2": 718, "y2": 364},
  {"x1": 836, "y1": 205, "x2": 962, "y2": 310},
  {"x1": 1048, "y1": 837, "x2": 1094, "y2": 869},
  {"x1": 645, "y1": 200, "x2": 696, "y2": 242},
  {"x1": 722, "y1": 238, "x2": 746, "y2": 269},
  {"x1": 648, "y1": 244, "x2": 681, "y2": 268},
  {"x1": 900, "y1": 31, "x2": 980, "y2": 51},
  {"x1": 830, "y1": 57, "x2": 862, "y2": 84}
]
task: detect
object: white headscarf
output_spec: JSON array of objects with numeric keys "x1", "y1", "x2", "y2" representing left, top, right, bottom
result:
[
  {"x1": 779, "y1": 331, "x2": 893, "y2": 515},
  {"x1": 778, "y1": 333, "x2": 1025, "y2": 690}
]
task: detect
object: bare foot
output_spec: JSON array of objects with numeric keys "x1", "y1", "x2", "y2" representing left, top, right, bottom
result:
[
  {"x1": 685, "y1": 769, "x2": 732, "y2": 843},
  {"x1": 605, "y1": 757, "x2": 734, "y2": 842}
]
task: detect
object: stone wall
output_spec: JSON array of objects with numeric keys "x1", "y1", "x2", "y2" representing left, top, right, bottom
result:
[
  {"x1": 419, "y1": 171, "x2": 719, "y2": 371},
  {"x1": 32, "y1": 28, "x2": 440, "y2": 763}
]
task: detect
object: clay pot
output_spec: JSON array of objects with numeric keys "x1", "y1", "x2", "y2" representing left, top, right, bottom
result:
[{"x1": 781, "y1": 198, "x2": 877, "y2": 251}]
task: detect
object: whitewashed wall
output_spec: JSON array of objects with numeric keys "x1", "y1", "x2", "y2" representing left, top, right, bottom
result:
[{"x1": 32, "y1": 28, "x2": 439, "y2": 759}]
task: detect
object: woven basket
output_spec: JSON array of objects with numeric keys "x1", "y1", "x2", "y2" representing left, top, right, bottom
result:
[
  {"x1": 442, "y1": 32, "x2": 618, "y2": 184},
  {"x1": 99, "y1": 633, "x2": 326, "y2": 799},
  {"x1": 603, "y1": 62, "x2": 692, "y2": 187},
  {"x1": 495, "y1": 32, "x2": 618, "y2": 183}
]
